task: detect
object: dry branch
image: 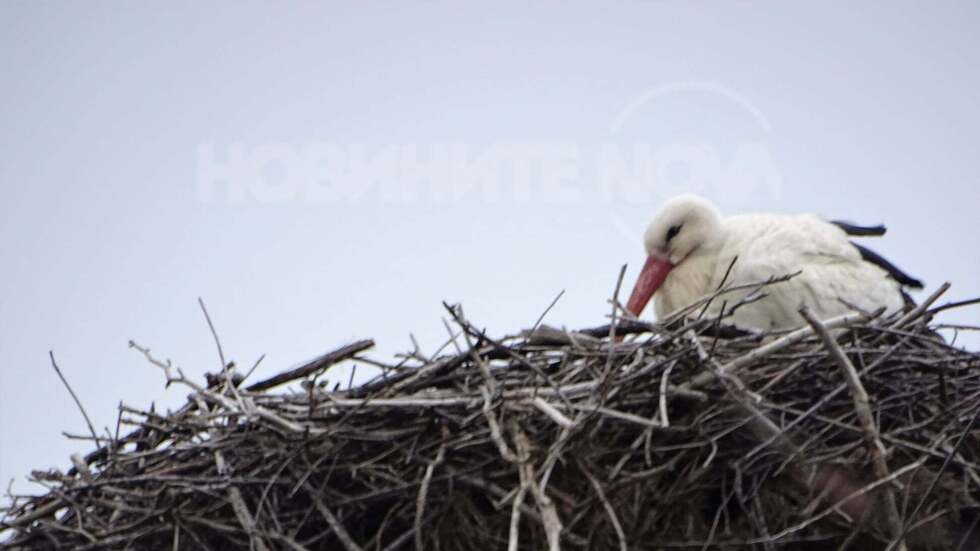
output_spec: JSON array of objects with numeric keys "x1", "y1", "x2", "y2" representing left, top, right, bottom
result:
[{"x1": 3, "y1": 287, "x2": 979, "y2": 551}]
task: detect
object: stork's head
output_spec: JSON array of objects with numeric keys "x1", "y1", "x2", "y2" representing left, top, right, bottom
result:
[{"x1": 626, "y1": 194, "x2": 723, "y2": 317}]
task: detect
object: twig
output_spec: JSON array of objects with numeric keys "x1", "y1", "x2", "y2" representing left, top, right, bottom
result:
[
  {"x1": 415, "y1": 438, "x2": 446, "y2": 551},
  {"x1": 216, "y1": 451, "x2": 271, "y2": 551},
  {"x1": 800, "y1": 305, "x2": 906, "y2": 551},
  {"x1": 608, "y1": 264, "x2": 627, "y2": 341},
  {"x1": 530, "y1": 289, "x2": 566, "y2": 336},
  {"x1": 892, "y1": 282, "x2": 950, "y2": 328},
  {"x1": 49, "y1": 351, "x2": 101, "y2": 449},
  {"x1": 308, "y1": 484, "x2": 364, "y2": 551},
  {"x1": 683, "y1": 310, "x2": 869, "y2": 390},
  {"x1": 531, "y1": 397, "x2": 576, "y2": 429},
  {"x1": 658, "y1": 360, "x2": 677, "y2": 427},
  {"x1": 198, "y1": 297, "x2": 227, "y2": 370},
  {"x1": 763, "y1": 460, "x2": 925, "y2": 543},
  {"x1": 583, "y1": 467, "x2": 627, "y2": 551},
  {"x1": 247, "y1": 340, "x2": 374, "y2": 392},
  {"x1": 513, "y1": 425, "x2": 563, "y2": 551},
  {"x1": 886, "y1": 403, "x2": 980, "y2": 551},
  {"x1": 507, "y1": 472, "x2": 530, "y2": 551},
  {"x1": 482, "y1": 387, "x2": 519, "y2": 463}
]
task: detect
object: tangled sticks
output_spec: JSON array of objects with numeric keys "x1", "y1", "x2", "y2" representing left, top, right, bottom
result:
[{"x1": 2, "y1": 284, "x2": 979, "y2": 550}]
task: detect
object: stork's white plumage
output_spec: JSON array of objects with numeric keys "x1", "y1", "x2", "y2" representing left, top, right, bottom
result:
[{"x1": 625, "y1": 195, "x2": 923, "y2": 330}]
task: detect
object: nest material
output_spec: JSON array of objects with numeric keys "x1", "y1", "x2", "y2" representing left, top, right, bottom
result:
[{"x1": 2, "y1": 287, "x2": 980, "y2": 550}]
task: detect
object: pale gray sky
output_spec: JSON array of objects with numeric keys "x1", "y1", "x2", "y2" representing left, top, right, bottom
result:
[{"x1": 2, "y1": 2, "x2": 978, "y2": 499}]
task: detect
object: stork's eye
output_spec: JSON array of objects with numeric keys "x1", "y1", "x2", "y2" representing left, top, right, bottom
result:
[{"x1": 665, "y1": 224, "x2": 682, "y2": 242}]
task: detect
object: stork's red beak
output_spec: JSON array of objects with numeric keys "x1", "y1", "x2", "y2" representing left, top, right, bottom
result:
[{"x1": 625, "y1": 254, "x2": 673, "y2": 317}]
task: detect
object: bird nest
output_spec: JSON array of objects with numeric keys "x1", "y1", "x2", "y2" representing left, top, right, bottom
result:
[{"x1": 2, "y1": 283, "x2": 979, "y2": 551}]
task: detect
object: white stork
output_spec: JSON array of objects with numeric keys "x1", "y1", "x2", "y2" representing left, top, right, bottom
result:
[{"x1": 625, "y1": 194, "x2": 923, "y2": 329}]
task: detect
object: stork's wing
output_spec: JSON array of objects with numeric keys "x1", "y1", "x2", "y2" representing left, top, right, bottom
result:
[
  {"x1": 849, "y1": 242, "x2": 924, "y2": 289},
  {"x1": 830, "y1": 220, "x2": 887, "y2": 236},
  {"x1": 829, "y1": 219, "x2": 923, "y2": 288},
  {"x1": 717, "y1": 214, "x2": 911, "y2": 327}
]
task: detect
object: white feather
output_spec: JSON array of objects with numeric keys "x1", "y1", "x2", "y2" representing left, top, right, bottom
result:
[{"x1": 641, "y1": 197, "x2": 907, "y2": 330}]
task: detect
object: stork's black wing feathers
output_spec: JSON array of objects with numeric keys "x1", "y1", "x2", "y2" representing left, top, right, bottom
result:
[
  {"x1": 850, "y1": 241, "x2": 924, "y2": 289},
  {"x1": 830, "y1": 219, "x2": 922, "y2": 289},
  {"x1": 831, "y1": 220, "x2": 888, "y2": 236}
]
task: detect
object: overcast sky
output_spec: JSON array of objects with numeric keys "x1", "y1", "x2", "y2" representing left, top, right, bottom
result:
[{"x1": 2, "y1": 2, "x2": 978, "y2": 500}]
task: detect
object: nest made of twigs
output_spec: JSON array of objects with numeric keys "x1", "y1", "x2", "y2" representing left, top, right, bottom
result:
[{"x1": 2, "y1": 283, "x2": 979, "y2": 551}]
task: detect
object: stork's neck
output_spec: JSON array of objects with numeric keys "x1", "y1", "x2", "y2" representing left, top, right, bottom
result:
[
  {"x1": 685, "y1": 235, "x2": 724, "y2": 266},
  {"x1": 655, "y1": 244, "x2": 720, "y2": 320},
  {"x1": 685, "y1": 218, "x2": 726, "y2": 262}
]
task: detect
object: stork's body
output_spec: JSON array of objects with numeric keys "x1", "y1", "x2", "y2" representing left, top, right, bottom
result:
[{"x1": 626, "y1": 196, "x2": 922, "y2": 330}]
